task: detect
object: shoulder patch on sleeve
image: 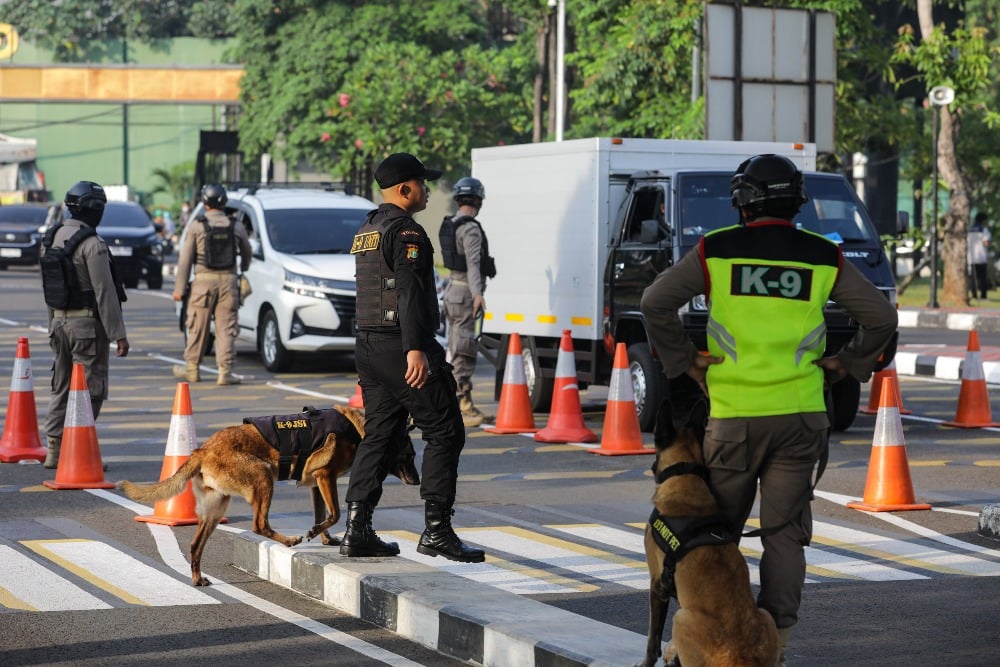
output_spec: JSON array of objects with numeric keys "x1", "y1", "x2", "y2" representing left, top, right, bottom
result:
[{"x1": 405, "y1": 244, "x2": 420, "y2": 261}]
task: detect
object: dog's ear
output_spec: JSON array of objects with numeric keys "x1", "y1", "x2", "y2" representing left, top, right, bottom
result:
[{"x1": 653, "y1": 398, "x2": 676, "y2": 450}]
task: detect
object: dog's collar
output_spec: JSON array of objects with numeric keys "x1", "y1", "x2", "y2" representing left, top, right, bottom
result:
[{"x1": 653, "y1": 461, "x2": 711, "y2": 485}]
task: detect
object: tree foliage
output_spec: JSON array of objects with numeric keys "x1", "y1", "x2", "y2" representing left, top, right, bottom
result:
[
  {"x1": 0, "y1": 0, "x2": 234, "y2": 60},
  {"x1": 229, "y1": 0, "x2": 538, "y2": 189},
  {"x1": 568, "y1": 0, "x2": 704, "y2": 139},
  {"x1": 891, "y1": 3, "x2": 997, "y2": 306}
]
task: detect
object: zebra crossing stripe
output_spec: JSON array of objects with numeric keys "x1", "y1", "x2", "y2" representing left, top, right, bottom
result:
[
  {"x1": 810, "y1": 521, "x2": 1000, "y2": 576},
  {"x1": 382, "y1": 530, "x2": 592, "y2": 595},
  {"x1": 21, "y1": 539, "x2": 218, "y2": 606},
  {"x1": 456, "y1": 526, "x2": 648, "y2": 590},
  {"x1": 0, "y1": 545, "x2": 111, "y2": 611}
]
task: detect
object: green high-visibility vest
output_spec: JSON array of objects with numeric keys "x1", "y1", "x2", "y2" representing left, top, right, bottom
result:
[{"x1": 700, "y1": 221, "x2": 841, "y2": 417}]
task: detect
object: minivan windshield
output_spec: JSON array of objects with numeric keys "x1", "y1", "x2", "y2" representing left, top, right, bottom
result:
[
  {"x1": 679, "y1": 173, "x2": 877, "y2": 248},
  {"x1": 101, "y1": 202, "x2": 154, "y2": 228},
  {"x1": 264, "y1": 208, "x2": 371, "y2": 254}
]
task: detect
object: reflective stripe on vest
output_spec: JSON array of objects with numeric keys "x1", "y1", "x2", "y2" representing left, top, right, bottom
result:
[{"x1": 701, "y1": 222, "x2": 841, "y2": 417}]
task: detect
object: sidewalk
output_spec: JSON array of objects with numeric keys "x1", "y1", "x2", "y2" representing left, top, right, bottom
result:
[{"x1": 897, "y1": 307, "x2": 1000, "y2": 382}]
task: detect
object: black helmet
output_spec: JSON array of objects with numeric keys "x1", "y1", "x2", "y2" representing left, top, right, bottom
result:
[
  {"x1": 201, "y1": 183, "x2": 228, "y2": 208},
  {"x1": 730, "y1": 154, "x2": 807, "y2": 214},
  {"x1": 453, "y1": 177, "x2": 485, "y2": 202},
  {"x1": 64, "y1": 181, "x2": 107, "y2": 226}
]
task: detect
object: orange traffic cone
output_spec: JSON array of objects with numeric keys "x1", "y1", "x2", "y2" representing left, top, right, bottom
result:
[
  {"x1": 591, "y1": 343, "x2": 650, "y2": 456},
  {"x1": 847, "y1": 376, "x2": 931, "y2": 512},
  {"x1": 43, "y1": 363, "x2": 115, "y2": 489},
  {"x1": 535, "y1": 330, "x2": 597, "y2": 443},
  {"x1": 0, "y1": 337, "x2": 46, "y2": 463},
  {"x1": 135, "y1": 382, "x2": 202, "y2": 526},
  {"x1": 348, "y1": 383, "x2": 364, "y2": 409},
  {"x1": 942, "y1": 330, "x2": 999, "y2": 428},
  {"x1": 485, "y1": 333, "x2": 538, "y2": 434},
  {"x1": 860, "y1": 360, "x2": 911, "y2": 415}
]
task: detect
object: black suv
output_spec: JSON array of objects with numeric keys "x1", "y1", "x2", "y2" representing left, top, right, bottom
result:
[
  {"x1": 95, "y1": 201, "x2": 165, "y2": 289},
  {"x1": 0, "y1": 203, "x2": 59, "y2": 269}
]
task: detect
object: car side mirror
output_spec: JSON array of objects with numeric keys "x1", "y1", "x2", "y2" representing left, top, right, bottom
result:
[
  {"x1": 640, "y1": 219, "x2": 663, "y2": 244},
  {"x1": 896, "y1": 211, "x2": 910, "y2": 236},
  {"x1": 250, "y1": 238, "x2": 263, "y2": 260}
]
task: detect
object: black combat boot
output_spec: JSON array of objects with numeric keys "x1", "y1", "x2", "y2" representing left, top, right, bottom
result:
[
  {"x1": 339, "y1": 501, "x2": 399, "y2": 557},
  {"x1": 417, "y1": 501, "x2": 486, "y2": 563}
]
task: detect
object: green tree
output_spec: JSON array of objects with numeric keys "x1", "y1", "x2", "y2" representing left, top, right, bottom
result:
[
  {"x1": 1, "y1": 0, "x2": 234, "y2": 61},
  {"x1": 230, "y1": 0, "x2": 536, "y2": 193},
  {"x1": 567, "y1": 0, "x2": 704, "y2": 139},
  {"x1": 150, "y1": 161, "x2": 196, "y2": 212},
  {"x1": 892, "y1": 1, "x2": 997, "y2": 306}
]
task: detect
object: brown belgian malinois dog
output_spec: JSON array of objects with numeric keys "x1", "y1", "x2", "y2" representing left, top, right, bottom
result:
[
  {"x1": 639, "y1": 397, "x2": 779, "y2": 667},
  {"x1": 119, "y1": 405, "x2": 419, "y2": 586}
]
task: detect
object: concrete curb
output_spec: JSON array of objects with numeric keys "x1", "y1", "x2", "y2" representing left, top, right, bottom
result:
[
  {"x1": 978, "y1": 504, "x2": 1000, "y2": 541},
  {"x1": 894, "y1": 350, "x2": 1000, "y2": 384},
  {"x1": 898, "y1": 308, "x2": 1000, "y2": 334},
  {"x1": 231, "y1": 531, "x2": 647, "y2": 667}
]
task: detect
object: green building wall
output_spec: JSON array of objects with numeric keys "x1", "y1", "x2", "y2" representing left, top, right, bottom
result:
[{"x1": 0, "y1": 37, "x2": 238, "y2": 210}]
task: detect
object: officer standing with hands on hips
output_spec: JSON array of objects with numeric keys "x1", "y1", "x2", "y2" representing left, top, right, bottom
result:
[
  {"x1": 439, "y1": 176, "x2": 497, "y2": 426},
  {"x1": 342, "y1": 152, "x2": 485, "y2": 563},
  {"x1": 172, "y1": 184, "x2": 252, "y2": 386},
  {"x1": 640, "y1": 154, "x2": 897, "y2": 664},
  {"x1": 41, "y1": 181, "x2": 130, "y2": 468}
]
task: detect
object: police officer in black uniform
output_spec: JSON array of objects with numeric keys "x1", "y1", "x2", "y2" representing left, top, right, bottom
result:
[{"x1": 343, "y1": 153, "x2": 484, "y2": 563}]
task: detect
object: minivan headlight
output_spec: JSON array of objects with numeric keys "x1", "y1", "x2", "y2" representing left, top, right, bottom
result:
[{"x1": 283, "y1": 269, "x2": 354, "y2": 298}]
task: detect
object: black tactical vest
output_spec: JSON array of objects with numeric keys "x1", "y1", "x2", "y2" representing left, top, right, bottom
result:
[
  {"x1": 199, "y1": 215, "x2": 237, "y2": 270},
  {"x1": 439, "y1": 214, "x2": 496, "y2": 278},
  {"x1": 351, "y1": 207, "x2": 404, "y2": 329},
  {"x1": 40, "y1": 224, "x2": 97, "y2": 309}
]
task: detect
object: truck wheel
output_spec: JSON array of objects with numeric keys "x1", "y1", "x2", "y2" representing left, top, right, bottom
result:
[
  {"x1": 628, "y1": 342, "x2": 667, "y2": 433},
  {"x1": 258, "y1": 308, "x2": 294, "y2": 372},
  {"x1": 522, "y1": 343, "x2": 554, "y2": 412},
  {"x1": 830, "y1": 377, "x2": 860, "y2": 432}
]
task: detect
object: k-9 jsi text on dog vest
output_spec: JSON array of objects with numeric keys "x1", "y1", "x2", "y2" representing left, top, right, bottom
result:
[{"x1": 244, "y1": 407, "x2": 355, "y2": 481}]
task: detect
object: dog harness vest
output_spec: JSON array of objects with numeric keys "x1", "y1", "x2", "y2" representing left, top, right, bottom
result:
[
  {"x1": 700, "y1": 221, "x2": 841, "y2": 417},
  {"x1": 244, "y1": 407, "x2": 354, "y2": 481},
  {"x1": 649, "y1": 461, "x2": 737, "y2": 600}
]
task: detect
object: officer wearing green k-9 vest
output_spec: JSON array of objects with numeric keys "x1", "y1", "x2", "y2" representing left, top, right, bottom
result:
[
  {"x1": 343, "y1": 152, "x2": 485, "y2": 563},
  {"x1": 640, "y1": 154, "x2": 897, "y2": 663}
]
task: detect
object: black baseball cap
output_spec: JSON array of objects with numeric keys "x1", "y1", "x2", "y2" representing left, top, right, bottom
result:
[{"x1": 374, "y1": 152, "x2": 443, "y2": 189}]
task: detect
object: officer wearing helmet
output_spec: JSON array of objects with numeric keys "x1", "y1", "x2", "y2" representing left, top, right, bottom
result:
[
  {"x1": 172, "y1": 183, "x2": 251, "y2": 385},
  {"x1": 41, "y1": 181, "x2": 130, "y2": 468},
  {"x1": 439, "y1": 176, "x2": 497, "y2": 426},
  {"x1": 640, "y1": 154, "x2": 896, "y2": 663}
]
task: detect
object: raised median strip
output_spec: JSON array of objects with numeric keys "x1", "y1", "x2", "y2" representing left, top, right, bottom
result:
[
  {"x1": 232, "y1": 530, "x2": 647, "y2": 667},
  {"x1": 898, "y1": 308, "x2": 1000, "y2": 333}
]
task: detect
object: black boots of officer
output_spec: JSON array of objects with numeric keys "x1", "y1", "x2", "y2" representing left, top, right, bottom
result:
[
  {"x1": 339, "y1": 501, "x2": 399, "y2": 557},
  {"x1": 417, "y1": 501, "x2": 486, "y2": 563}
]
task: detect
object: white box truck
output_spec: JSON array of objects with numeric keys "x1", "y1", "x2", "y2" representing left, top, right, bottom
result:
[{"x1": 473, "y1": 137, "x2": 901, "y2": 432}]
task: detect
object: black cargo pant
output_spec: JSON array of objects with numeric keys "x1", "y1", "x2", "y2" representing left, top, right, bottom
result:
[{"x1": 346, "y1": 331, "x2": 465, "y2": 506}]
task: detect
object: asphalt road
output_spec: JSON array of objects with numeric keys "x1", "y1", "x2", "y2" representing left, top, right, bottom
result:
[{"x1": 1, "y1": 265, "x2": 999, "y2": 666}]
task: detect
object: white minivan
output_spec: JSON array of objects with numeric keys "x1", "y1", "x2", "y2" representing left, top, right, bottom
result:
[{"x1": 182, "y1": 184, "x2": 376, "y2": 371}]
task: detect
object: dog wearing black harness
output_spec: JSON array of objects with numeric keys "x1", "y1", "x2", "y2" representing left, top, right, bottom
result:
[
  {"x1": 120, "y1": 405, "x2": 420, "y2": 586},
  {"x1": 638, "y1": 397, "x2": 779, "y2": 667}
]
